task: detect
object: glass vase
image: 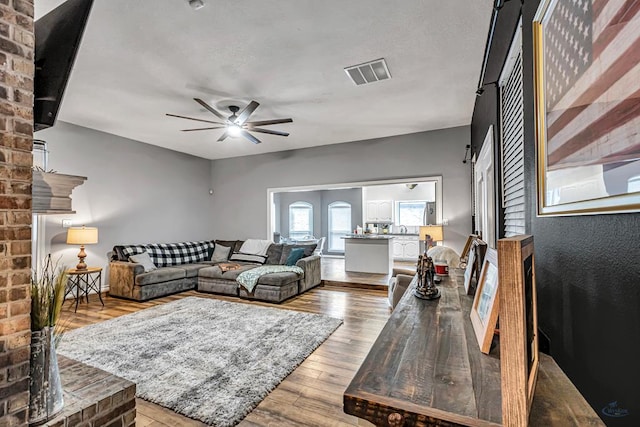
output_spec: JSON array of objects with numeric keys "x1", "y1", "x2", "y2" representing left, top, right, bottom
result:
[{"x1": 29, "y1": 326, "x2": 64, "y2": 424}]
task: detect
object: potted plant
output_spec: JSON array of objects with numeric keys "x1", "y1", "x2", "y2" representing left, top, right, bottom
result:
[{"x1": 29, "y1": 254, "x2": 67, "y2": 424}]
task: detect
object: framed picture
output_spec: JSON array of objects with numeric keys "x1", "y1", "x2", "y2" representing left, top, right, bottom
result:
[
  {"x1": 497, "y1": 235, "x2": 539, "y2": 426},
  {"x1": 463, "y1": 244, "x2": 477, "y2": 295},
  {"x1": 469, "y1": 247, "x2": 499, "y2": 354},
  {"x1": 533, "y1": 0, "x2": 640, "y2": 216},
  {"x1": 460, "y1": 234, "x2": 478, "y2": 263},
  {"x1": 463, "y1": 238, "x2": 487, "y2": 295}
]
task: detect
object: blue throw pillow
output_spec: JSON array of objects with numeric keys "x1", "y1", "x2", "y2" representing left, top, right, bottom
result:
[{"x1": 285, "y1": 248, "x2": 305, "y2": 266}]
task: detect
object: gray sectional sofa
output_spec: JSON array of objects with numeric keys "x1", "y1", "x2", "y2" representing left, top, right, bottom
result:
[{"x1": 109, "y1": 239, "x2": 321, "y2": 303}]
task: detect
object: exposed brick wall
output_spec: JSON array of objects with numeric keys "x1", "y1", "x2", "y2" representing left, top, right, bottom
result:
[
  {"x1": 43, "y1": 356, "x2": 136, "y2": 427},
  {"x1": 0, "y1": 0, "x2": 34, "y2": 426}
]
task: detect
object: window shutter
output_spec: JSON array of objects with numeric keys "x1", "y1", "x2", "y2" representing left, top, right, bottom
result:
[{"x1": 500, "y1": 41, "x2": 525, "y2": 237}]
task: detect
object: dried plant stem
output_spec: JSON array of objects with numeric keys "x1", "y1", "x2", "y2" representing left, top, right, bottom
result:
[{"x1": 31, "y1": 254, "x2": 68, "y2": 331}]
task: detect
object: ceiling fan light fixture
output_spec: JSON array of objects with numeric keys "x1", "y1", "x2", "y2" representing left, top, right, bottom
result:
[
  {"x1": 227, "y1": 124, "x2": 242, "y2": 137},
  {"x1": 167, "y1": 99, "x2": 292, "y2": 145}
]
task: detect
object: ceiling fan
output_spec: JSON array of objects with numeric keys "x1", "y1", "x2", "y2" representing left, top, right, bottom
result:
[{"x1": 166, "y1": 98, "x2": 293, "y2": 144}]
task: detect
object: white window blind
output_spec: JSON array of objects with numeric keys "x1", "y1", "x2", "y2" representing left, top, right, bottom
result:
[
  {"x1": 500, "y1": 26, "x2": 525, "y2": 237},
  {"x1": 328, "y1": 201, "x2": 351, "y2": 252},
  {"x1": 289, "y1": 201, "x2": 313, "y2": 239}
]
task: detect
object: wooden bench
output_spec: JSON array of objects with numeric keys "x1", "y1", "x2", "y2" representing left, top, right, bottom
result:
[{"x1": 343, "y1": 274, "x2": 604, "y2": 426}]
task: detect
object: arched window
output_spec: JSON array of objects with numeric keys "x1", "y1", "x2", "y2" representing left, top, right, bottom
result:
[
  {"x1": 328, "y1": 201, "x2": 351, "y2": 252},
  {"x1": 289, "y1": 201, "x2": 313, "y2": 240}
]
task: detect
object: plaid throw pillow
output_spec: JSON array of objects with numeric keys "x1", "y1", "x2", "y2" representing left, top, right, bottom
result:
[{"x1": 117, "y1": 241, "x2": 214, "y2": 267}]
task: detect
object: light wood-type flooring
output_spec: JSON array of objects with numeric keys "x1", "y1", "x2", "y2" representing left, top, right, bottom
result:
[{"x1": 58, "y1": 273, "x2": 395, "y2": 426}]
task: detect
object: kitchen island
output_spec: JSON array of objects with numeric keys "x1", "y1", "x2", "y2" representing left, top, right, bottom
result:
[{"x1": 342, "y1": 235, "x2": 394, "y2": 275}]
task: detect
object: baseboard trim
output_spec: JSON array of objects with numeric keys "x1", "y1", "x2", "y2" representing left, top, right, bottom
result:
[{"x1": 321, "y1": 280, "x2": 388, "y2": 291}]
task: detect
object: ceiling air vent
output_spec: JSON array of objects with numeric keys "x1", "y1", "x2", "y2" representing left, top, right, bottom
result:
[{"x1": 344, "y1": 58, "x2": 391, "y2": 86}]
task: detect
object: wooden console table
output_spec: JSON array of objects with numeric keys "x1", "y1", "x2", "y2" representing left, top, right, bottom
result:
[{"x1": 343, "y1": 274, "x2": 604, "y2": 426}]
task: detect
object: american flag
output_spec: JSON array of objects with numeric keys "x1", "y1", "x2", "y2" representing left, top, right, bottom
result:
[
  {"x1": 542, "y1": 0, "x2": 640, "y2": 171},
  {"x1": 545, "y1": 0, "x2": 592, "y2": 109}
]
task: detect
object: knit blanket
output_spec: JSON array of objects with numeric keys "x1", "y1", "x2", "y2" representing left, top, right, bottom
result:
[{"x1": 237, "y1": 265, "x2": 304, "y2": 293}]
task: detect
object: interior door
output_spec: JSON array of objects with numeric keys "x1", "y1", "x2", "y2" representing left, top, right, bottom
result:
[{"x1": 475, "y1": 126, "x2": 496, "y2": 248}]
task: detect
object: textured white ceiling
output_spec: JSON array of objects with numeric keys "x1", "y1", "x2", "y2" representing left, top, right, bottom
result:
[{"x1": 35, "y1": 0, "x2": 492, "y2": 160}]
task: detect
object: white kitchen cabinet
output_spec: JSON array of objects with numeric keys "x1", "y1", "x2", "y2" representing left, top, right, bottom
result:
[
  {"x1": 392, "y1": 235, "x2": 420, "y2": 261},
  {"x1": 403, "y1": 239, "x2": 420, "y2": 259},
  {"x1": 392, "y1": 240, "x2": 405, "y2": 258},
  {"x1": 377, "y1": 200, "x2": 393, "y2": 221},
  {"x1": 365, "y1": 200, "x2": 393, "y2": 223}
]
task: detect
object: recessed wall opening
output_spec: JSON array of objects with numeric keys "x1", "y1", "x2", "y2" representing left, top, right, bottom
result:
[{"x1": 267, "y1": 176, "x2": 443, "y2": 256}]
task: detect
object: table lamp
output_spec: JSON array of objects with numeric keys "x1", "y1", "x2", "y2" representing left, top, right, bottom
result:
[
  {"x1": 66, "y1": 225, "x2": 98, "y2": 270},
  {"x1": 420, "y1": 225, "x2": 444, "y2": 251}
]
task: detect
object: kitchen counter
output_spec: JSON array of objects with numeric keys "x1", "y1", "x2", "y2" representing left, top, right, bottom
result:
[
  {"x1": 343, "y1": 234, "x2": 395, "y2": 239},
  {"x1": 343, "y1": 233, "x2": 419, "y2": 238},
  {"x1": 342, "y1": 236, "x2": 393, "y2": 275}
]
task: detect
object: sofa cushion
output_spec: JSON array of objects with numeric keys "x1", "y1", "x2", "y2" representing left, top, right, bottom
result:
[
  {"x1": 229, "y1": 252, "x2": 267, "y2": 264},
  {"x1": 285, "y1": 248, "x2": 305, "y2": 266},
  {"x1": 265, "y1": 243, "x2": 284, "y2": 265},
  {"x1": 113, "y1": 245, "x2": 129, "y2": 261},
  {"x1": 113, "y1": 244, "x2": 145, "y2": 261},
  {"x1": 256, "y1": 271, "x2": 301, "y2": 287},
  {"x1": 129, "y1": 252, "x2": 157, "y2": 272},
  {"x1": 135, "y1": 267, "x2": 186, "y2": 286},
  {"x1": 211, "y1": 244, "x2": 231, "y2": 262},
  {"x1": 388, "y1": 273, "x2": 415, "y2": 309},
  {"x1": 116, "y1": 241, "x2": 214, "y2": 267},
  {"x1": 239, "y1": 239, "x2": 272, "y2": 256},
  {"x1": 280, "y1": 243, "x2": 317, "y2": 264},
  {"x1": 179, "y1": 263, "x2": 212, "y2": 278},
  {"x1": 198, "y1": 264, "x2": 257, "y2": 280},
  {"x1": 215, "y1": 240, "x2": 244, "y2": 253}
]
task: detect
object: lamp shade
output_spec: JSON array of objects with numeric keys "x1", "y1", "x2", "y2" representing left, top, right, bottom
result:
[
  {"x1": 66, "y1": 226, "x2": 98, "y2": 245},
  {"x1": 419, "y1": 225, "x2": 443, "y2": 242}
]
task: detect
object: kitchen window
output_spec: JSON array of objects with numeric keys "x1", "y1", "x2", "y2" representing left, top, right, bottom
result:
[
  {"x1": 396, "y1": 201, "x2": 428, "y2": 226},
  {"x1": 289, "y1": 201, "x2": 313, "y2": 240},
  {"x1": 328, "y1": 201, "x2": 351, "y2": 252}
]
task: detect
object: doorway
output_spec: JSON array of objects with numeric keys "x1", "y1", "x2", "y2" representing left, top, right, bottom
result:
[
  {"x1": 267, "y1": 176, "x2": 443, "y2": 254},
  {"x1": 475, "y1": 127, "x2": 496, "y2": 248}
]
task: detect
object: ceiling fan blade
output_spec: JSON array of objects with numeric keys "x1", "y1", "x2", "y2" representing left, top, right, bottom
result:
[
  {"x1": 249, "y1": 127, "x2": 290, "y2": 137},
  {"x1": 181, "y1": 126, "x2": 226, "y2": 132},
  {"x1": 217, "y1": 131, "x2": 229, "y2": 142},
  {"x1": 240, "y1": 130, "x2": 262, "y2": 144},
  {"x1": 245, "y1": 118, "x2": 293, "y2": 127},
  {"x1": 194, "y1": 98, "x2": 228, "y2": 121},
  {"x1": 235, "y1": 101, "x2": 260, "y2": 125},
  {"x1": 166, "y1": 113, "x2": 224, "y2": 125}
]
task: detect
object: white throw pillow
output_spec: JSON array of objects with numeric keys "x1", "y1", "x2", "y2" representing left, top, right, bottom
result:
[
  {"x1": 239, "y1": 239, "x2": 273, "y2": 256},
  {"x1": 129, "y1": 252, "x2": 157, "y2": 272},
  {"x1": 211, "y1": 244, "x2": 231, "y2": 263}
]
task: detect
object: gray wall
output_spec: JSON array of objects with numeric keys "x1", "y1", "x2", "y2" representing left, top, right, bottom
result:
[
  {"x1": 210, "y1": 126, "x2": 471, "y2": 253},
  {"x1": 37, "y1": 121, "x2": 215, "y2": 289},
  {"x1": 471, "y1": 1, "x2": 640, "y2": 422},
  {"x1": 320, "y1": 188, "x2": 362, "y2": 254}
]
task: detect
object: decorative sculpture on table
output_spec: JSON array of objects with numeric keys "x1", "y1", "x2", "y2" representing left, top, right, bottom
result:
[{"x1": 413, "y1": 253, "x2": 441, "y2": 300}]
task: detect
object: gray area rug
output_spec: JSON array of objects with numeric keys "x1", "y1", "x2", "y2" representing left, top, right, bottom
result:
[{"x1": 57, "y1": 297, "x2": 343, "y2": 426}]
